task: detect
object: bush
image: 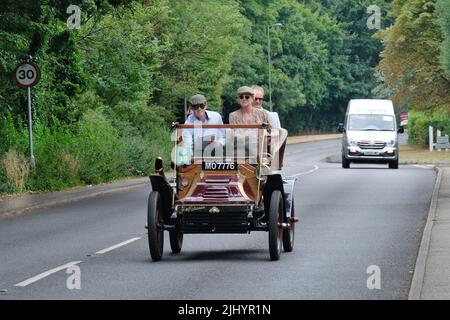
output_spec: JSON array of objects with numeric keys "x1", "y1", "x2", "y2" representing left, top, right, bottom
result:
[
  {"x1": 108, "y1": 99, "x2": 174, "y2": 174},
  {"x1": 1, "y1": 148, "x2": 29, "y2": 192},
  {"x1": 74, "y1": 109, "x2": 126, "y2": 185},
  {"x1": 408, "y1": 107, "x2": 450, "y2": 146},
  {"x1": 0, "y1": 167, "x2": 8, "y2": 194},
  {"x1": 0, "y1": 106, "x2": 173, "y2": 194}
]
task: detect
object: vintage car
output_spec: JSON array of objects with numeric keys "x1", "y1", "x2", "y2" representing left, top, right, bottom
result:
[{"x1": 146, "y1": 124, "x2": 297, "y2": 261}]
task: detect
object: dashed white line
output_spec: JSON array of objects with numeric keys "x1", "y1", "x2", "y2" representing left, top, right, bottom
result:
[
  {"x1": 14, "y1": 261, "x2": 82, "y2": 287},
  {"x1": 95, "y1": 237, "x2": 141, "y2": 255},
  {"x1": 291, "y1": 165, "x2": 320, "y2": 177}
]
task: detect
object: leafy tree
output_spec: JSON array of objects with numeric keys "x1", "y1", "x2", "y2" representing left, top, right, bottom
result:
[
  {"x1": 154, "y1": 0, "x2": 249, "y2": 118},
  {"x1": 79, "y1": 1, "x2": 171, "y2": 107},
  {"x1": 375, "y1": 0, "x2": 450, "y2": 110},
  {"x1": 0, "y1": 0, "x2": 130, "y2": 124},
  {"x1": 436, "y1": 0, "x2": 450, "y2": 78},
  {"x1": 224, "y1": 0, "x2": 354, "y2": 132}
]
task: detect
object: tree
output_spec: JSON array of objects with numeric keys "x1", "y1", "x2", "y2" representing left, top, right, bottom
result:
[
  {"x1": 436, "y1": 0, "x2": 450, "y2": 78},
  {"x1": 154, "y1": 0, "x2": 249, "y2": 117},
  {"x1": 0, "y1": 0, "x2": 131, "y2": 124},
  {"x1": 375, "y1": 0, "x2": 450, "y2": 110}
]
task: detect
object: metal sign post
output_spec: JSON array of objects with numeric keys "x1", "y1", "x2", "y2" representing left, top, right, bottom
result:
[
  {"x1": 13, "y1": 57, "x2": 41, "y2": 169},
  {"x1": 27, "y1": 87, "x2": 35, "y2": 168}
]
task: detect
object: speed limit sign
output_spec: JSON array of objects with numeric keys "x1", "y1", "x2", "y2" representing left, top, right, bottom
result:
[
  {"x1": 13, "y1": 59, "x2": 41, "y2": 169},
  {"x1": 13, "y1": 62, "x2": 41, "y2": 88}
]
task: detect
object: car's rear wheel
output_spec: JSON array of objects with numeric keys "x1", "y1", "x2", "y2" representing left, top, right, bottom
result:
[
  {"x1": 147, "y1": 191, "x2": 164, "y2": 261},
  {"x1": 269, "y1": 190, "x2": 283, "y2": 261},
  {"x1": 283, "y1": 199, "x2": 295, "y2": 252}
]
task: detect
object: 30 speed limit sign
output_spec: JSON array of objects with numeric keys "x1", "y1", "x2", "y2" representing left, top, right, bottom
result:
[{"x1": 13, "y1": 62, "x2": 41, "y2": 88}]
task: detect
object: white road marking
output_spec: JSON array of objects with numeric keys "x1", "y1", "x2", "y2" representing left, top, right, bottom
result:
[
  {"x1": 95, "y1": 237, "x2": 141, "y2": 255},
  {"x1": 291, "y1": 165, "x2": 319, "y2": 177},
  {"x1": 14, "y1": 261, "x2": 82, "y2": 287}
]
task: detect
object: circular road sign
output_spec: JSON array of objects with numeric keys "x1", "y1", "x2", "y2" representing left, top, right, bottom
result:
[{"x1": 13, "y1": 62, "x2": 41, "y2": 88}]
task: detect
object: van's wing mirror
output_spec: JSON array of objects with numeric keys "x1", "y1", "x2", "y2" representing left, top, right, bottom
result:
[
  {"x1": 338, "y1": 123, "x2": 345, "y2": 133},
  {"x1": 397, "y1": 126, "x2": 404, "y2": 134}
]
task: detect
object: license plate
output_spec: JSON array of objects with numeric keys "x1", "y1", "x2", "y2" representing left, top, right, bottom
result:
[
  {"x1": 202, "y1": 162, "x2": 237, "y2": 171},
  {"x1": 364, "y1": 151, "x2": 379, "y2": 156}
]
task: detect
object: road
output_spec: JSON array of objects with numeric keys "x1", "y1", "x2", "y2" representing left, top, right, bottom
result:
[{"x1": 0, "y1": 139, "x2": 436, "y2": 299}]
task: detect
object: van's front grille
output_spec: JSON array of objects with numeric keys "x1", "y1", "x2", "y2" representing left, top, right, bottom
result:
[{"x1": 357, "y1": 141, "x2": 386, "y2": 149}]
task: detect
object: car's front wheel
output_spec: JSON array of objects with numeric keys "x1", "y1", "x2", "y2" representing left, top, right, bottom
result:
[
  {"x1": 342, "y1": 154, "x2": 350, "y2": 169},
  {"x1": 147, "y1": 191, "x2": 164, "y2": 261},
  {"x1": 389, "y1": 159, "x2": 399, "y2": 169}
]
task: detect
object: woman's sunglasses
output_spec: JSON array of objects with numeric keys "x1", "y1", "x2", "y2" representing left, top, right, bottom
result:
[{"x1": 239, "y1": 95, "x2": 252, "y2": 100}]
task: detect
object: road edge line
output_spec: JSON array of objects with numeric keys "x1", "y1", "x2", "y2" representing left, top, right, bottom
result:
[
  {"x1": 408, "y1": 166, "x2": 443, "y2": 300},
  {"x1": 1, "y1": 182, "x2": 149, "y2": 219}
]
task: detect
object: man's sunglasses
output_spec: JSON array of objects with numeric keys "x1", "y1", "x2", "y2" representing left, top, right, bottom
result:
[
  {"x1": 192, "y1": 104, "x2": 206, "y2": 109},
  {"x1": 254, "y1": 97, "x2": 264, "y2": 102},
  {"x1": 239, "y1": 95, "x2": 252, "y2": 100}
]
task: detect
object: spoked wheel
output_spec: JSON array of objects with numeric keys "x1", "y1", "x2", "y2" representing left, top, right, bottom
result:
[
  {"x1": 269, "y1": 190, "x2": 284, "y2": 261},
  {"x1": 283, "y1": 199, "x2": 295, "y2": 252},
  {"x1": 147, "y1": 191, "x2": 164, "y2": 261},
  {"x1": 169, "y1": 224, "x2": 183, "y2": 254}
]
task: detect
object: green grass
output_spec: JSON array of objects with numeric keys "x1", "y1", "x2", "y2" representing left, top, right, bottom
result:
[{"x1": 400, "y1": 145, "x2": 450, "y2": 164}]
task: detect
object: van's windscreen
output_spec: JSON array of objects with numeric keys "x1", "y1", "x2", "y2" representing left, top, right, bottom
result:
[{"x1": 348, "y1": 115, "x2": 395, "y2": 131}]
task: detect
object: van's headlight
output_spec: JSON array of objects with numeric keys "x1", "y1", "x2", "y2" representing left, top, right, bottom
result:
[
  {"x1": 387, "y1": 140, "x2": 396, "y2": 147},
  {"x1": 348, "y1": 140, "x2": 358, "y2": 146}
]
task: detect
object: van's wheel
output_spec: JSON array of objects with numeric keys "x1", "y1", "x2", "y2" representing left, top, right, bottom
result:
[
  {"x1": 147, "y1": 191, "x2": 164, "y2": 261},
  {"x1": 342, "y1": 155, "x2": 350, "y2": 169},
  {"x1": 283, "y1": 199, "x2": 295, "y2": 252},
  {"x1": 169, "y1": 224, "x2": 183, "y2": 254},
  {"x1": 269, "y1": 190, "x2": 283, "y2": 261},
  {"x1": 389, "y1": 159, "x2": 399, "y2": 169}
]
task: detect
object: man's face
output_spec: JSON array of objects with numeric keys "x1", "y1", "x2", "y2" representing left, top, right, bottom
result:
[
  {"x1": 252, "y1": 89, "x2": 264, "y2": 109},
  {"x1": 192, "y1": 104, "x2": 207, "y2": 121}
]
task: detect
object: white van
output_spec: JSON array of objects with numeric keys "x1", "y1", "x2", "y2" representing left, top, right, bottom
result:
[{"x1": 338, "y1": 99, "x2": 403, "y2": 169}]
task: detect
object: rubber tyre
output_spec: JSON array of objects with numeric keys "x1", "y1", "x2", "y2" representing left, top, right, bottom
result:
[
  {"x1": 283, "y1": 199, "x2": 295, "y2": 252},
  {"x1": 389, "y1": 159, "x2": 399, "y2": 169},
  {"x1": 342, "y1": 155, "x2": 350, "y2": 169},
  {"x1": 269, "y1": 190, "x2": 283, "y2": 261},
  {"x1": 147, "y1": 191, "x2": 164, "y2": 261},
  {"x1": 169, "y1": 225, "x2": 183, "y2": 254}
]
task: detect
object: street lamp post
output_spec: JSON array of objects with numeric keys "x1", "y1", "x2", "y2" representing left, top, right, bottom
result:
[{"x1": 267, "y1": 23, "x2": 282, "y2": 112}]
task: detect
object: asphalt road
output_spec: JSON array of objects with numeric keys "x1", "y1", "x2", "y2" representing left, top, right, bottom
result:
[{"x1": 0, "y1": 139, "x2": 436, "y2": 299}]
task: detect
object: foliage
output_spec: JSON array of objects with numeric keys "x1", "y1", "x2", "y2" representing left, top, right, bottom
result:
[
  {"x1": 436, "y1": 0, "x2": 450, "y2": 77},
  {"x1": 408, "y1": 107, "x2": 450, "y2": 146},
  {"x1": 375, "y1": 0, "x2": 450, "y2": 110},
  {"x1": 1, "y1": 148, "x2": 30, "y2": 192},
  {"x1": 1, "y1": 0, "x2": 448, "y2": 193}
]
